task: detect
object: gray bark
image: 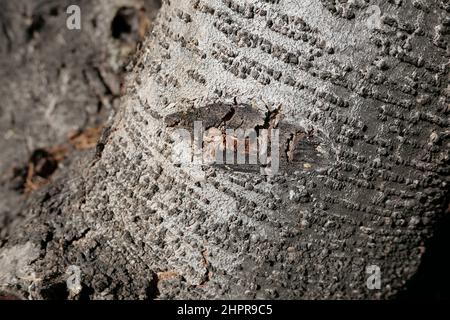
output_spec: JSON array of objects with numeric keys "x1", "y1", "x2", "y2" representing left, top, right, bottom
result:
[{"x1": 0, "y1": 0, "x2": 449, "y2": 300}]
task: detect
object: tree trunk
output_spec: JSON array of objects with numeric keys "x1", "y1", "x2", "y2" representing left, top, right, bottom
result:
[{"x1": 0, "y1": 0, "x2": 449, "y2": 300}]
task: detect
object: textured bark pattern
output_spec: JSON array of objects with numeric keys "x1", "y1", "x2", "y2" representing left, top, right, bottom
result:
[
  {"x1": 0, "y1": 0, "x2": 159, "y2": 243},
  {"x1": 0, "y1": 0, "x2": 449, "y2": 299}
]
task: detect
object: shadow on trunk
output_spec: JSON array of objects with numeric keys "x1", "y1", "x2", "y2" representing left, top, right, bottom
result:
[{"x1": 397, "y1": 208, "x2": 450, "y2": 300}]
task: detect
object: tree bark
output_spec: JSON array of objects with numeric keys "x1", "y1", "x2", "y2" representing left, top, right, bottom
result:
[{"x1": 0, "y1": 0, "x2": 449, "y2": 300}]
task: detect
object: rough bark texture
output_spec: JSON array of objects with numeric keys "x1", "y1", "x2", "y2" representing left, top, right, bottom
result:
[
  {"x1": 0, "y1": 0, "x2": 162, "y2": 243},
  {"x1": 0, "y1": 0, "x2": 449, "y2": 300}
]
